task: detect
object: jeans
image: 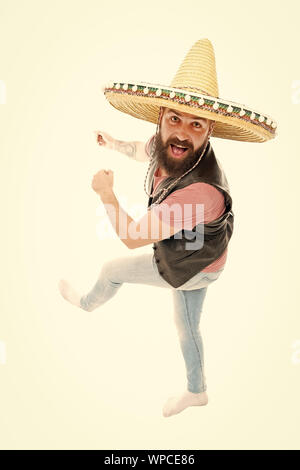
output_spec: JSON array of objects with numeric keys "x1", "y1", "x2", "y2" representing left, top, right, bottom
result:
[{"x1": 80, "y1": 253, "x2": 224, "y2": 393}]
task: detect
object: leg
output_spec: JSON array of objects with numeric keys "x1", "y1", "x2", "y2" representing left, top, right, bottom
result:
[
  {"x1": 162, "y1": 288, "x2": 209, "y2": 417},
  {"x1": 173, "y1": 288, "x2": 208, "y2": 393},
  {"x1": 58, "y1": 253, "x2": 171, "y2": 312}
]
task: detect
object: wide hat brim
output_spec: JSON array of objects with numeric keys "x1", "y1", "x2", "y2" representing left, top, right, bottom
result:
[
  {"x1": 104, "y1": 81, "x2": 277, "y2": 143},
  {"x1": 103, "y1": 38, "x2": 277, "y2": 143}
]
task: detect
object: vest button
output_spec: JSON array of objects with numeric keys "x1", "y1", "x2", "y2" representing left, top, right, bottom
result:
[
  {"x1": 159, "y1": 271, "x2": 164, "y2": 275},
  {"x1": 152, "y1": 246, "x2": 157, "y2": 250},
  {"x1": 156, "y1": 259, "x2": 160, "y2": 263}
]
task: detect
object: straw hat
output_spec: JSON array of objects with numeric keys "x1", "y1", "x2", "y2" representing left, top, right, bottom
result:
[{"x1": 103, "y1": 39, "x2": 277, "y2": 143}]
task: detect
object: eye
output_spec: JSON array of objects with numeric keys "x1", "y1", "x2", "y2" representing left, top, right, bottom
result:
[
  {"x1": 170, "y1": 115, "x2": 179, "y2": 122},
  {"x1": 193, "y1": 122, "x2": 202, "y2": 128}
]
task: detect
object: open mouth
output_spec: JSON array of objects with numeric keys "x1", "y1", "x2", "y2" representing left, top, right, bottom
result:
[{"x1": 170, "y1": 144, "x2": 188, "y2": 158}]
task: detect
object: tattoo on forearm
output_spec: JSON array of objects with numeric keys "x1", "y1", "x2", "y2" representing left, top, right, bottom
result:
[{"x1": 114, "y1": 140, "x2": 137, "y2": 159}]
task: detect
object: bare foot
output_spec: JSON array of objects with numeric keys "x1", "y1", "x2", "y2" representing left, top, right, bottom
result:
[
  {"x1": 58, "y1": 279, "x2": 82, "y2": 309},
  {"x1": 162, "y1": 390, "x2": 208, "y2": 418}
]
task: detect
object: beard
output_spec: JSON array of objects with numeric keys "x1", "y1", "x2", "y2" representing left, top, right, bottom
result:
[{"x1": 152, "y1": 131, "x2": 208, "y2": 178}]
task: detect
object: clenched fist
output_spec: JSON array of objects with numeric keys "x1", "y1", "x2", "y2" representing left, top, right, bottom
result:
[
  {"x1": 91, "y1": 169, "x2": 114, "y2": 196},
  {"x1": 94, "y1": 130, "x2": 115, "y2": 150}
]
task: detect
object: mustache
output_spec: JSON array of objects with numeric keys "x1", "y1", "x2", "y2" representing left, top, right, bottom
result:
[{"x1": 167, "y1": 140, "x2": 193, "y2": 150}]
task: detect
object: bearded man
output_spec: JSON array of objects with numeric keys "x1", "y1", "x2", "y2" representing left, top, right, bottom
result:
[{"x1": 58, "y1": 39, "x2": 277, "y2": 418}]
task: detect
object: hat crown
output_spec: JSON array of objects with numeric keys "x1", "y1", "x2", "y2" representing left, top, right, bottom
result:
[
  {"x1": 170, "y1": 38, "x2": 219, "y2": 98},
  {"x1": 104, "y1": 37, "x2": 277, "y2": 142}
]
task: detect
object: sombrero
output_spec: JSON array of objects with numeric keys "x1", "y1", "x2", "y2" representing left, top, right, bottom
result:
[{"x1": 103, "y1": 38, "x2": 277, "y2": 143}]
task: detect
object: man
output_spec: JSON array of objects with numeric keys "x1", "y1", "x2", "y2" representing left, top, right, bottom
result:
[{"x1": 58, "y1": 39, "x2": 277, "y2": 417}]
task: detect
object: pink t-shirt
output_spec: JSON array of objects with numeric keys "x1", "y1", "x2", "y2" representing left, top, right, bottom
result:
[{"x1": 146, "y1": 135, "x2": 227, "y2": 272}]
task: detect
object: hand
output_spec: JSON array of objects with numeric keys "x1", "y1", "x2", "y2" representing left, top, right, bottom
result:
[
  {"x1": 94, "y1": 130, "x2": 115, "y2": 150},
  {"x1": 91, "y1": 169, "x2": 114, "y2": 196}
]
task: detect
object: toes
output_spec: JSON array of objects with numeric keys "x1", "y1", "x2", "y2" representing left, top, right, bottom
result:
[{"x1": 162, "y1": 397, "x2": 176, "y2": 417}]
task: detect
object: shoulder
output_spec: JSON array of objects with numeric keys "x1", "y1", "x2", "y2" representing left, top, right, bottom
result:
[
  {"x1": 161, "y1": 183, "x2": 226, "y2": 219},
  {"x1": 167, "y1": 182, "x2": 224, "y2": 202}
]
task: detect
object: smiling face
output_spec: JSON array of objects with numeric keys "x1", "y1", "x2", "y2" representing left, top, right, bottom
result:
[{"x1": 153, "y1": 106, "x2": 214, "y2": 177}]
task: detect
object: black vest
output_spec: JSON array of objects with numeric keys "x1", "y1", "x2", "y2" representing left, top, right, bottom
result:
[{"x1": 147, "y1": 141, "x2": 234, "y2": 288}]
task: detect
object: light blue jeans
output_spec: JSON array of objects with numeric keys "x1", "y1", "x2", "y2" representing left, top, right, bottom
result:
[{"x1": 80, "y1": 253, "x2": 224, "y2": 393}]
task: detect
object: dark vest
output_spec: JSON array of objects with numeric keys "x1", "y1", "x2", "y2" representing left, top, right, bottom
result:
[{"x1": 147, "y1": 141, "x2": 234, "y2": 288}]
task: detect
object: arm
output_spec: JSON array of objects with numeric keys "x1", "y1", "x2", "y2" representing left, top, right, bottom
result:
[
  {"x1": 99, "y1": 187, "x2": 179, "y2": 249},
  {"x1": 94, "y1": 130, "x2": 151, "y2": 162},
  {"x1": 114, "y1": 140, "x2": 150, "y2": 162},
  {"x1": 92, "y1": 168, "x2": 179, "y2": 249}
]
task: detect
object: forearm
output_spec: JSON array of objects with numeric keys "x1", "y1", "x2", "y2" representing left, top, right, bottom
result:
[
  {"x1": 99, "y1": 188, "x2": 135, "y2": 248},
  {"x1": 113, "y1": 140, "x2": 149, "y2": 162}
]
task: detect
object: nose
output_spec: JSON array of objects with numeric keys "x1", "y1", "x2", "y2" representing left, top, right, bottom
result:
[
  {"x1": 172, "y1": 122, "x2": 193, "y2": 146},
  {"x1": 173, "y1": 133, "x2": 192, "y2": 147}
]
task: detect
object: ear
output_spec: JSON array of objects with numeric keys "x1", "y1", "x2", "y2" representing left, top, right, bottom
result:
[
  {"x1": 158, "y1": 107, "x2": 164, "y2": 125},
  {"x1": 207, "y1": 120, "x2": 215, "y2": 138}
]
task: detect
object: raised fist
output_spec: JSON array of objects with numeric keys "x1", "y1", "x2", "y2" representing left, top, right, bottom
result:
[{"x1": 94, "y1": 130, "x2": 115, "y2": 150}]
